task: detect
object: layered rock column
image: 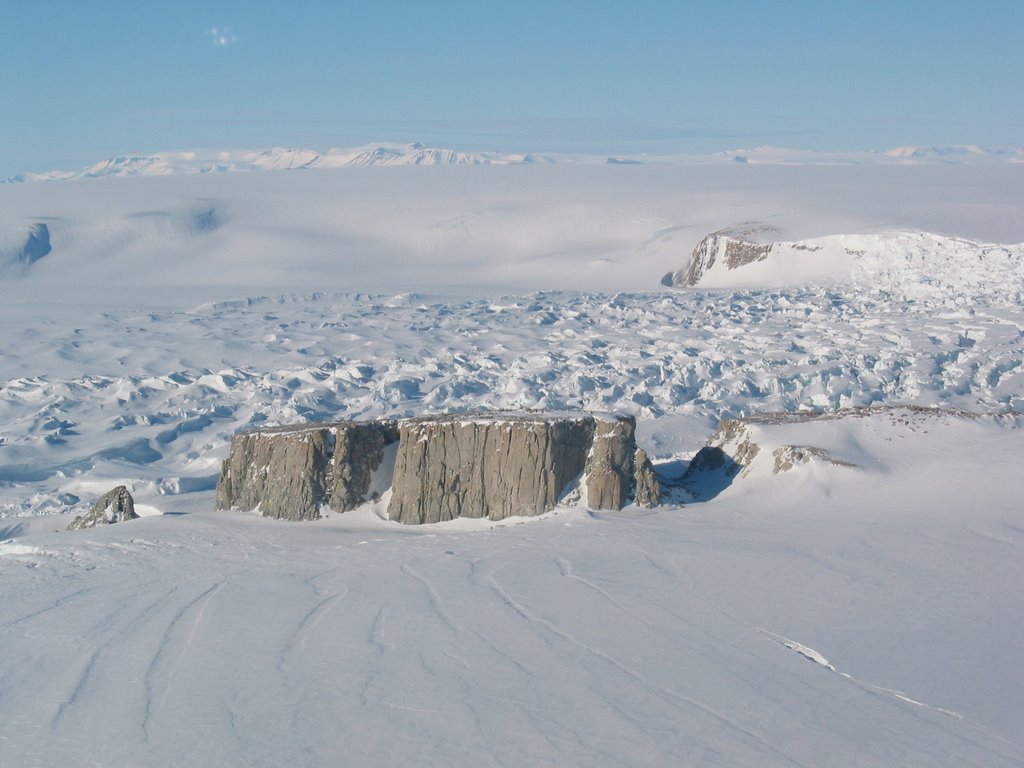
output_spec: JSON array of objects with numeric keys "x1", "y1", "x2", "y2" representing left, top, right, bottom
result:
[
  {"x1": 328, "y1": 420, "x2": 400, "y2": 511},
  {"x1": 215, "y1": 420, "x2": 399, "y2": 520},
  {"x1": 387, "y1": 414, "x2": 596, "y2": 524},
  {"x1": 584, "y1": 416, "x2": 662, "y2": 510},
  {"x1": 216, "y1": 412, "x2": 661, "y2": 523},
  {"x1": 214, "y1": 424, "x2": 331, "y2": 520}
]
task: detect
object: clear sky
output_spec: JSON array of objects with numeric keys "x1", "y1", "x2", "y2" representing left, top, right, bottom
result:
[{"x1": 2, "y1": 0, "x2": 1022, "y2": 176}]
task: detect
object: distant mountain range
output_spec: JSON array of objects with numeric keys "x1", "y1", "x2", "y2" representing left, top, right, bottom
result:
[
  {"x1": 6, "y1": 142, "x2": 1022, "y2": 183},
  {"x1": 4, "y1": 143, "x2": 561, "y2": 183}
]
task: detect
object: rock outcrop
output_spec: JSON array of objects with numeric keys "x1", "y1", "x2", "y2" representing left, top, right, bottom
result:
[
  {"x1": 216, "y1": 412, "x2": 661, "y2": 524},
  {"x1": 633, "y1": 447, "x2": 661, "y2": 508},
  {"x1": 215, "y1": 420, "x2": 399, "y2": 521},
  {"x1": 21, "y1": 223, "x2": 51, "y2": 265},
  {"x1": 328, "y1": 421, "x2": 401, "y2": 511},
  {"x1": 388, "y1": 413, "x2": 596, "y2": 524},
  {"x1": 662, "y1": 222, "x2": 779, "y2": 287},
  {"x1": 67, "y1": 485, "x2": 138, "y2": 530},
  {"x1": 2, "y1": 223, "x2": 52, "y2": 272},
  {"x1": 584, "y1": 416, "x2": 639, "y2": 510}
]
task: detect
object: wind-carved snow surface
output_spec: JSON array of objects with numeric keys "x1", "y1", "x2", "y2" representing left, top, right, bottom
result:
[{"x1": 0, "y1": 165, "x2": 1023, "y2": 766}]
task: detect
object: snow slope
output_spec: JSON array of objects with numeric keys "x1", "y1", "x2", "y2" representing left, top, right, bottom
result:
[
  {"x1": 1, "y1": 162, "x2": 1023, "y2": 766},
  {"x1": 671, "y1": 226, "x2": 1024, "y2": 290},
  {"x1": 2, "y1": 409, "x2": 1022, "y2": 767}
]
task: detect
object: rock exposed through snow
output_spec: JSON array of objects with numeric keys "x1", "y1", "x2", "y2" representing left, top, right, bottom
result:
[
  {"x1": 584, "y1": 416, "x2": 640, "y2": 511},
  {"x1": 215, "y1": 412, "x2": 660, "y2": 523},
  {"x1": 662, "y1": 222, "x2": 779, "y2": 287},
  {"x1": 388, "y1": 413, "x2": 596, "y2": 524},
  {"x1": 214, "y1": 420, "x2": 399, "y2": 521},
  {"x1": 2, "y1": 222, "x2": 51, "y2": 271},
  {"x1": 67, "y1": 485, "x2": 138, "y2": 530}
]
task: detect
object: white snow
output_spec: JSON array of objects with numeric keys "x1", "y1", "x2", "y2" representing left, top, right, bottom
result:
[
  {"x1": 5, "y1": 141, "x2": 1023, "y2": 184},
  {"x1": 0, "y1": 159, "x2": 1022, "y2": 766}
]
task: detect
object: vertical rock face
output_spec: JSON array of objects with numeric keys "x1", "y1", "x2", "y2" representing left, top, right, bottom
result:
[
  {"x1": 387, "y1": 414, "x2": 596, "y2": 524},
  {"x1": 661, "y1": 222, "x2": 779, "y2": 287},
  {"x1": 68, "y1": 485, "x2": 138, "y2": 530},
  {"x1": 215, "y1": 425, "x2": 331, "y2": 521},
  {"x1": 584, "y1": 416, "x2": 637, "y2": 510},
  {"x1": 328, "y1": 421, "x2": 400, "y2": 511},
  {"x1": 216, "y1": 412, "x2": 661, "y2": 524},
  {"x1": 214, "y1": 420, "x2": 400, "y2": 520},
  {"x1": 633, "y1": 447, "x2": 661, "y2": 508}
]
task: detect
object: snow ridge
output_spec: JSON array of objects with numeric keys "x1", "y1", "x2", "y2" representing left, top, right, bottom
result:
[
  {"x1": 3, "y1": 143, "x2": 552, "y2": 183},
  {"x1": 8, "y1": 142, "x2": 1024, "y2": 183}
]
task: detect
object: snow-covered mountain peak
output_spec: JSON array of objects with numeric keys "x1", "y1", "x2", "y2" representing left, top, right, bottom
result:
[
  {"x1": 10, "y1": 141, "x2": 1024, "y2": 184},
  {"x1": 664, "y1": 225, "x2": 1024, "y2": 296},
  {"x1": 4, "y1": 143, "x2": 518, "y2": 183}
]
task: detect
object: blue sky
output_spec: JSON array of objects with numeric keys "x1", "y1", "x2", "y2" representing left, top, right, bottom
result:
[{"x1": 2, "y1": 0, "x2": 1022, "y2": 176}]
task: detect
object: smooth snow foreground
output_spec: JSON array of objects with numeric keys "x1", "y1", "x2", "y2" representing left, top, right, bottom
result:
[
  {"x1": 2, "y1": 410, "x2": 1022, "y2": 767},
  {"x1": 1, "y1": 163, "x2": 1023, "y2": 767}
]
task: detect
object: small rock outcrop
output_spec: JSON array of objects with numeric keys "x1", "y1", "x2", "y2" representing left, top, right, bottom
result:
[
  {"x1": 771, "y1": 445, "x2": 859, "y2": 473},
  {"x1": 216, "y1": 412, "x2": 661, "y2": 524},
  {"x1": 215, "y1": 420, "x2": 399, "y2": 521},
  {"x1": 20, "y1": 223, "x2": 51, "y2": 265},
  {"x1": 662, "y1": 222, "x2": 778, "y2": 287},
  {"x1": 67, "y1": 486, "x2": 138, "y2": 530},
  {"x1": 388, "y1": 413, "x2": 597, "y2": 524},
  {"x1": 2, "y1": 223, "x2": 52, "y2": 272}
]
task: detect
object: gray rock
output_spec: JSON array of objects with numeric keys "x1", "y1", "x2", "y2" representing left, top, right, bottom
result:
[
  {"x1": 215, "y1": 420, "x2": 400, "y2": 520},
  {"x1": 217, "y1": 412, "x2": 660, "y2": 524},
  {"x1": 215, "y1": 424, "x2": 331, "y2": 520},
  {"x1": 771, "y1": 445, "x2": 859, "y2": 474},
  {"x1": 327, "y1": 420, "x2": 400, "y2": 511},
  {"x1": 68, "y1": 485, "x2": 138, "y2": 530},
  {"x1": 584, "y1": 415, "x2": 637, "y2": 510},
  {"x1": 633, "y1": 447, "x2": 661, "y2": 508},
  {"x1": 387, "y1": 413, "x2": 596, "y2": 524},
  {"x1": 662, "y1": 222, "x2": 779, "y2": 287}
]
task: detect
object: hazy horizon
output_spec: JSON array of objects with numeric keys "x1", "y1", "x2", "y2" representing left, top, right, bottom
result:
[{"x1": 4, "y1": 0, "x2": 1021, "y2": 178}]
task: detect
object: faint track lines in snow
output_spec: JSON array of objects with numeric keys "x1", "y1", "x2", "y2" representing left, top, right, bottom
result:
[
  {"x1": 487, "y1": 563, "x2": 814, "y2": 768},
  {"x1": 276, "y1": 587, "x2": 350, "y2": 670},
  {"x1": 143, "y1": 582, "x2": 223, "y2": 740},
  {"x1": 672, "y1": 552, "x2": 1024, "y2": 761}
]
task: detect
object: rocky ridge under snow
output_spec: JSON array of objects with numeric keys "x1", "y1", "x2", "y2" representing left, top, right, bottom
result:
[{"x1": 664, "y1": 225, "x2": 1024, "y2": 291}]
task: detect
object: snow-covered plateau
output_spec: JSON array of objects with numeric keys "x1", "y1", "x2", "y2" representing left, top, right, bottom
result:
[{"x1": 1, "y1": 161, "x2": 1022, "y2": 767}]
